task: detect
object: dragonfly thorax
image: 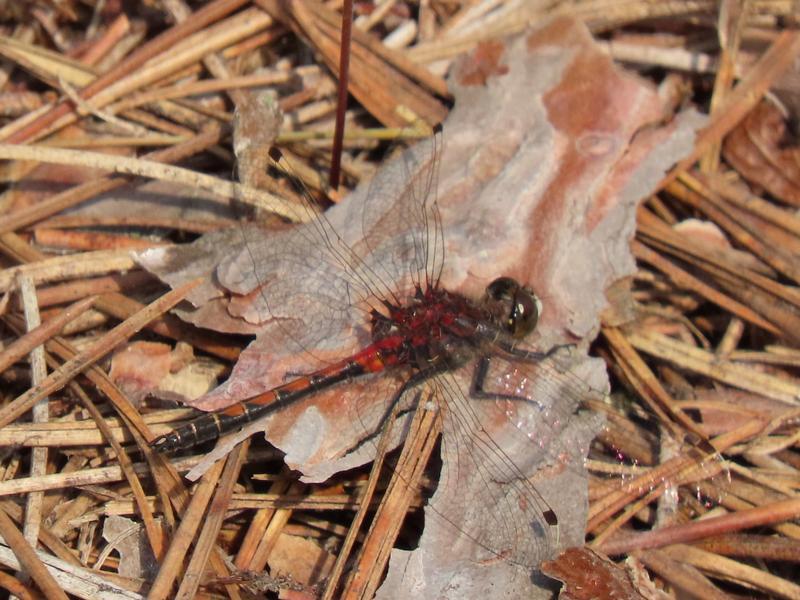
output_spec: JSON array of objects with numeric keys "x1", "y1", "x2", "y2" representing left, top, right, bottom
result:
[{"x1": 369, "y1": 277, "x2": 541, "y2": 367}]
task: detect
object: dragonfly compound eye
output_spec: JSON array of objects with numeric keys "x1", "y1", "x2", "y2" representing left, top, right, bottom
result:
[{"x1": 485, "y1": 277, "x2": 541, "y2": 339}]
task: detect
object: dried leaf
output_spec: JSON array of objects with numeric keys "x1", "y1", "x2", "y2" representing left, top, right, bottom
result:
[
  {"x1": 541, "y1": 547, "x2": 652, "y2": 600},
  {"x1": 722, "y1": 99, "x2": 800, "y2": 206},
  {"x1": 101, "y1": 515, "x2": 158, "y2": 580},
  {"x1": 455, "y1": 40, "x2": 509, "y2": 86},
  {"x1": 109, "y1": 340, "x2": 218, "y2": 404},
  {"x1": 268, "y1": 533, "x2": 335, "y2": 586},
  {"x1": 139, "y1": 17, "x2": 703, "y2": 599}
]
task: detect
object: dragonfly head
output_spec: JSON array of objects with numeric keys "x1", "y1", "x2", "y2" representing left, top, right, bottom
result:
[{"x1": 484, "y1": 277, "x2": 542, "y2": 339}]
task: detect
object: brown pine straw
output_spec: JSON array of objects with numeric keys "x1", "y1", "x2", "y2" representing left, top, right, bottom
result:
[
  {"x1": 1, "y1": 231, "x2": 239, "y2": 361},
  {"x1": 0, "y1": 568, "x2": 38, "y2": 600},
  {"x1": 322, "y1": 383, "x2": 406, "y2": 599},
  {"x1": 345, "y1": 399, "x2": 441, "y2": 599},
  {"x1": 660, "y1": 30, "x2": 800, "y2": 190},
  {"x1": 68, "y1": 377, "x2": 165, "y2": 560},
  {"x1": 257, "y1": 0, "x2": 448, "y2": 128},
  {"x1": 1, "y1": 285, "x2": 203, "y2": 564},
  {"x1": 0, "y1": 278, "x2": 201, "y2": 430},
  {"x1": 0, "y1": 126, "x2": 226, "y2": 236},
  {"x1": 0, "y1": 3, "x2": 797, "y2": 598},
  {"x1": 634, "y1": 548, "x2": 741, "y2": 600},
  {"x1": 599, "y1": 497, "x2": 800, "y2": 556},
  {"x1": 175, "y1": 441, "x2": 249, "y2": 600},
  {"x1": 587, "y1": 418, "x2": 767, "y2": 537},
  {"x1": 148, "y1": 460, "x2": 226, "y2": 599},
  {"x1": 0, "y1": 504, "x2": 68, "y2": 600},
  {"x1": 632, "y1": 237, "x2": 779, "y2": 334},
  {"x1": 3, "y1": 0, "x2": 250, "y2": 144},
  {"x1": 0, "y1": 295, "x2": 97, "y2": 373}
]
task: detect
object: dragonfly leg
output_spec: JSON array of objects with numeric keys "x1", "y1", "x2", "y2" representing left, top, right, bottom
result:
[
  {"x1": 502, "y1": 342, "x2": 574, "y2": 361},
  {"x1": 469, "y1": 355, "x2": 547, "y2": 411},
  {"x1": 344, "y1": 365, "x2": 446, "y2": 455}
]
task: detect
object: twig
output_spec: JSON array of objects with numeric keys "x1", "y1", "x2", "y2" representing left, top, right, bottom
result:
[
  {"x1": 0, "y1": 279, "x2": 201, "y2": 431},
  {"x1": 0, "y1": 145, "x2": 305, "y2": 222}
]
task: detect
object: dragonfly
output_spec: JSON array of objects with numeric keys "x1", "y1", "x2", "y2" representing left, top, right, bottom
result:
[{"x1": 148, "y1": 125, "x2": 605, "y2": 589}]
